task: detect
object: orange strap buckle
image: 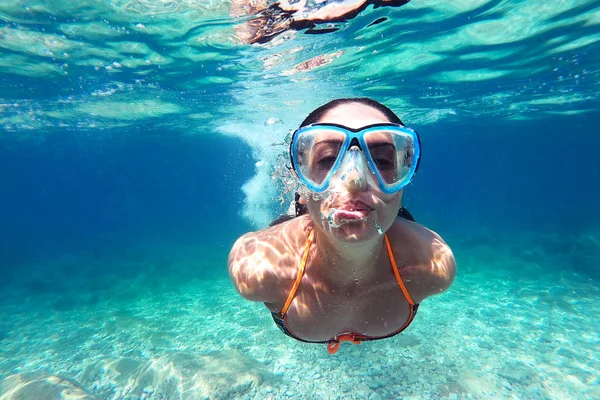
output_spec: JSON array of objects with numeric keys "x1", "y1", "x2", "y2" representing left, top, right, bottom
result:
[{"x1": 327, "y1": 334, "x2": 363, "y2": 354}]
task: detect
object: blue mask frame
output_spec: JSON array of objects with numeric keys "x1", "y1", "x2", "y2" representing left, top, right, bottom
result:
[{"x1": 289, "y1": 122, "x2": 421, "y2": 194}]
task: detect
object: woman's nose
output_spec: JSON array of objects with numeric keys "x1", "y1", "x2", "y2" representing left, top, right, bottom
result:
[
  {"x1": 341, "y1": 148, "x2": 368, "y2": 193},
  {"x1": 343, "y1": 168, "x2": 367, "y2": 193}
]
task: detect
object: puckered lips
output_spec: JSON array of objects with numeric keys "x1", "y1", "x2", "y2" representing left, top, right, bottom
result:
[{"x1": 334, "y1": 200, "x2": 374, "y2": 221}]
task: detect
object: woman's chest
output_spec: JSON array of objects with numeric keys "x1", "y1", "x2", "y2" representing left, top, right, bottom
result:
[{"x1": 284, "y1": 279, "x2": 413, "y2": 341}]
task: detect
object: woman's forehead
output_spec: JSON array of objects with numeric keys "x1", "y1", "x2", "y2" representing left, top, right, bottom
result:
[{"x1": 318, "y1": 103, "x2": 390, "y2": 128}]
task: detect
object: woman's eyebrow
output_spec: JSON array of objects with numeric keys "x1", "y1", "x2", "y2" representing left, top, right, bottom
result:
[
  {"x1": 313, "y1": 138, "x2": 344, "y2": 148},
  {"x1": 368, "y1": 141, "x2": 395, "y2": 149}
]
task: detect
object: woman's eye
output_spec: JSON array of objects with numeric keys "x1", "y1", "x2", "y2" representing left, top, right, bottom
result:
[
  {"x1": 317, "y1": 156, "x2": 336, "y2": 169},
  {"x1": 374, "y1": 157, "x2": 395, "y2": 170}
]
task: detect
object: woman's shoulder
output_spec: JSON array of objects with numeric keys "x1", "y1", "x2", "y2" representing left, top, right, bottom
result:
[
  {"x1": 387, "y1": 217, "x2": 456, "y2": 302},
  {"x1": 387, "y1": 217, "x2": 442, "y2": 253},
  {"x1": 228, "y1": 216, "x2": 313, "y2": 303},
  {"x1": 237, "y1": 215, "x2": 312, "y2": 248}
]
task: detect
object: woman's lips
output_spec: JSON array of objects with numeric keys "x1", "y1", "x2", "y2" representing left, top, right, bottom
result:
[
  {"x1": 339, "y1": 200, "x2": 373, "y2": 212},
  {"x1": 333, "y1": 201, "x2": 374, "y2": 220},
  {"x1": 335, "y1": 209, "x2": 371, "y2": 220}
]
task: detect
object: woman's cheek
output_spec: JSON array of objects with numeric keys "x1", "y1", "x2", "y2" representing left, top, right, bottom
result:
[{"x1": 378, "y1": 192, "x2": 403, "y2": 225}]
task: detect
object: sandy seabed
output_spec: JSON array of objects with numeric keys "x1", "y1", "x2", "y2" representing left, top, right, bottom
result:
[{"x1": 0, "y1": 232, "x2": 598, "y2": 400}]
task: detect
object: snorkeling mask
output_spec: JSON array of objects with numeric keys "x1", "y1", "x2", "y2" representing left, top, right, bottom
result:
[{"x1": 290, "y1": 123, "x2": 421, "y2": 194}]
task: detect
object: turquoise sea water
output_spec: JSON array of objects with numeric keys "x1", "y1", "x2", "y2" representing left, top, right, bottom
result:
[{"x1": 1, "y1": 0, "x2": 599, "y2": 398}]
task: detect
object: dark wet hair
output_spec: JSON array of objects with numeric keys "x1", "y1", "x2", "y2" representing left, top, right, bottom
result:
[{"x1": 299, "y1": 98, "x2": 405, "y2": 128}]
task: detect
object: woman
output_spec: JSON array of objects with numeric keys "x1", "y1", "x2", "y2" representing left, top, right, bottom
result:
[{"x1": 229, "y1": 98, "x2": 455, "y2": 354}]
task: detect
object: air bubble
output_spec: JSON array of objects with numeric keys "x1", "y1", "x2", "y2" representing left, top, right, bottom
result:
[
  {"x1": 374, "y1": 220, "x2": 383, "y2": 235},
  {"x1": 327, "y1": 208, "x2": 342, "y2": 228}
]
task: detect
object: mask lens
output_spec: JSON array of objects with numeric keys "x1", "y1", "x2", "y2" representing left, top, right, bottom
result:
[
  {"x1": 294, "y1": 127, "x2": 346, "y2": 188},
  {"x1": 364, "y1": 128, "x2": 418, "y2": 188}
]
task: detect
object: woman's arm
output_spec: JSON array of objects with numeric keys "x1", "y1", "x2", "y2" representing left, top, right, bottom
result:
[
  {"x1": 390, "y1": 221, "x2": 456, "y2": 304},
  {"x1": 228, "y1": 217, "x2": 311, "y2": 304},
  {"x1": 421, "y1": 230, "x2": 456, "y2": 298},
  {"x1": 228, "y1": 231, "x2": 283, "y2": 303}
]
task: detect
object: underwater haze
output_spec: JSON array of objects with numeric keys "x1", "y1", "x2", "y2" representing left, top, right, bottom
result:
[{"x1": 1, "y1": 0, "x2": 599, "y2": 399}]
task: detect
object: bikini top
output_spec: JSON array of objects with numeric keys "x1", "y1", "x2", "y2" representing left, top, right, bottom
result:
[{"x1": 271, "y1": 229, "x2": 419, "y2": 354}]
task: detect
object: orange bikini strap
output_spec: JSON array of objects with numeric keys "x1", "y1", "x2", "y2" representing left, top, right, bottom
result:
[
  {"x1": 384, "y1": 234, "x2": 415, "y2": 306},
  {"x1": 281, "y1": 229, "x2": 314, "y2": 315}
]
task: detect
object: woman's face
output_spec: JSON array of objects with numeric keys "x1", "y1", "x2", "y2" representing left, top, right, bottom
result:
[{"x1": 301, "y1": 102, "x2": 403, "y2": 243}]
